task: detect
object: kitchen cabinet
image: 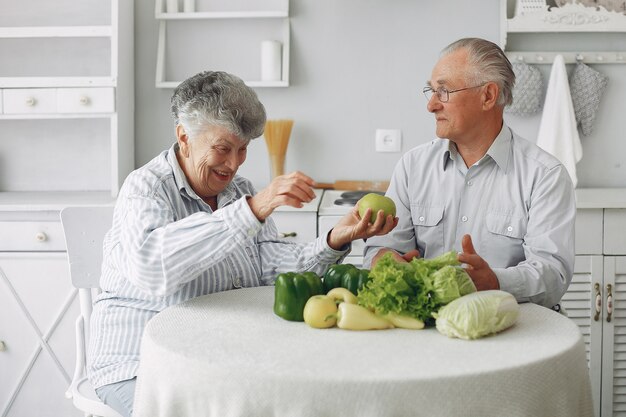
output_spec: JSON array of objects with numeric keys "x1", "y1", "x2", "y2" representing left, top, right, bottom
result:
[
  {"x1": 0, "y1": 194, "x2": 114, "y2": 417},
  {"x1": 270, "y1": 189, "x2": 321, "y2": 244},
  {"x1": 560, "y1": 189, "x2": 626, "y2": 417},
  {"x1": 0, "y1": 0, "x2": 133, "y2": 197},
  {"x1": 154, "y1": 0, "x2": 290, "y2": 88}
]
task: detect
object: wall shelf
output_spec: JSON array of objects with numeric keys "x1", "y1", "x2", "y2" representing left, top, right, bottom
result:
[
  {"x1": 0, "y1": 26, "x2": 112, "y2": 38},
  {"x1": 154, "y1": 0, "x2": 290, "y2": 88},
  {"x1": 501, "y1": 0, "x2": 626, "y2": 63}
]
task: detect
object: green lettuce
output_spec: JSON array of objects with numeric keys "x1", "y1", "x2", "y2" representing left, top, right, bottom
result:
[{"x1": 357, "y1": 251, "x2": 476, "y2": 324}]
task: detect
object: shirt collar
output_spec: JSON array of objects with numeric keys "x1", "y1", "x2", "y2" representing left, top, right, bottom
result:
[
  {"x1": 485, "y1": 123, "x2": 512, "y2": 172},
  {"x1": 167, "y1": 143, "x2": 238, "y2": 207},
  {"x1": 441, "y1": 123, "x2": 512, "y2": 172}
]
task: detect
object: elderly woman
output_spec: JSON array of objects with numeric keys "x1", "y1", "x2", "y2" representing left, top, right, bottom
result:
[{"x1": 88, "y1": 71, "x2": 397, "y2": 416}]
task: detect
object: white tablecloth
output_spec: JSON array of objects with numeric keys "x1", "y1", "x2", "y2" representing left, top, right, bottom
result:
[{"x1": 134, "y1": 286, "x2": 594, "y2": 417}]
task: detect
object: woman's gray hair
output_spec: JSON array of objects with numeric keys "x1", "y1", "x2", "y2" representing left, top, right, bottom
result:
[
  {"x1": 170, "y1": 71, "x2": 266, "y2": 142},
  {"x1": 441, "y1": 38, "x2": 515, "y2": 107}
]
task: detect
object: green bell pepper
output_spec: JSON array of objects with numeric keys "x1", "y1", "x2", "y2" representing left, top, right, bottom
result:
[
  {"x1": 323, "y1": 264, "x2": 371, "y2": 295},
  {"x1": 273, "y1": 272, "x2": 324, "y2": 321}
]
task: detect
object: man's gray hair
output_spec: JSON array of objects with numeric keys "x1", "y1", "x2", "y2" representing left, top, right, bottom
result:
[
  {"x1": 170, "y1": 71, "x2": 266, "y2": 142},
  {"x1": 441, "y1": 38, "x2": 515, "y2": 107}
]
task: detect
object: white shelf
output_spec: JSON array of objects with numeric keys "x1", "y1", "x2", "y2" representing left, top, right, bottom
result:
[
  {"x1": 506, "y1": 2, "x2": 626, "y2": 33},
  {"x1": 500, "y1": 0, "x2": 626, "y2": 63},
  {"x1": 0, "y1": 77, "x2": 116, "y2": 88},
  {"x1": 154, "y1": 0, "x2": 290, "y2": 88},
  {"x1": 155, "y1": 11, "x2": 288, "y2": 19},
  {"x1": 0, "y1": 25, "x2": 112, "y2": 38}
]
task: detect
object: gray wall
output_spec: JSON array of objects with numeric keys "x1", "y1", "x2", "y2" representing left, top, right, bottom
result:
[{"x1": 134, "y1": 0, "x2": 626, "y2": 190}]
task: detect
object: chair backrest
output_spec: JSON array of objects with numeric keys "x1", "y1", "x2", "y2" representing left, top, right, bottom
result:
[
  {"x1": 60, "y1": 206, "x2": 114, "y2": 289},
  {"x1": 60, "y1": 206, "x2": 123, "y2": 417}
]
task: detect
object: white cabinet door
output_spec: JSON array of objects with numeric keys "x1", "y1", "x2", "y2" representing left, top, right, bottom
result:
[
  {"x1": 601, "y1": 256, "x2": 626, "y2": 417},
  {"x1": 0, "y1": 253, "x2": 81, "y2": 417},
  {"x1": 562, "y1": 255, "x2": 603, "y2": 417},
  {"x1": 270, "y1": 211, "x2": 317, "y2": 244}
]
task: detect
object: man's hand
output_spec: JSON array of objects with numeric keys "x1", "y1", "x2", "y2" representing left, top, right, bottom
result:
[
  {"x1": 247, "y1": 172, "x2": 316, "y2": 221},
  {"x1": 458, "y1": 234, "x2": 499, "y2": 291},
  {"x1": 371, "y1": 248, "x2": 420, "y2": 267},
  {"x1": 327, "y1": 207, "x2": 398, "y2": 251}
]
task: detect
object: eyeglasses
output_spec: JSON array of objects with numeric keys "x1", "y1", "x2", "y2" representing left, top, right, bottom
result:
[{"x1": 422, "y1": 84, "x2": 486, "y2": 103}]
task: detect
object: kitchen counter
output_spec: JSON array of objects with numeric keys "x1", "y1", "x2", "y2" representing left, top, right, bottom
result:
[{"x1": 575, "y1": 188, "x2": 626, "y2": 209}]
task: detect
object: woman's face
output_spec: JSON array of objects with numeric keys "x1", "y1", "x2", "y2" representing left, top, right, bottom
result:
[{"x1": 176, "y1": 124, "x2": 248, "y2": 199}]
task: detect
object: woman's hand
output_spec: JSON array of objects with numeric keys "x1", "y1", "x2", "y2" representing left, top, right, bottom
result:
[
  {"x1": 327, "y1": 207, "x2": 398, "y2": 251},
  {"x1": 247, "y1": 172, "x2": 316, "y2": 221}
]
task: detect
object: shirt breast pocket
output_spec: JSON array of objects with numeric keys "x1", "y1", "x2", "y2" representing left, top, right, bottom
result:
[
  {"x1": 411, "y1": 204, "x2": 444, "y2": 258},
  {"x1": 483, "y1": 211, "x2": 527, "y2": 267}
]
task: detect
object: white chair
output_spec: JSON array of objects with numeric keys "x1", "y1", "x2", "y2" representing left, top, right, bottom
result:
[{"x1": 60, "y1": 206, "x2": 122, "y2": 417}]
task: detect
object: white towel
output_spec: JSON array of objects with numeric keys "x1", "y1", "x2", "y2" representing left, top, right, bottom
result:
[{"x1": 536, "y1": 55, "x2": 582, "y2": 187}]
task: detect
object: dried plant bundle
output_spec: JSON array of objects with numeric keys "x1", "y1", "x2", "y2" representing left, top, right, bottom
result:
[{"x1": 264, "y1": 119, "x2": 294, "y2": 178}]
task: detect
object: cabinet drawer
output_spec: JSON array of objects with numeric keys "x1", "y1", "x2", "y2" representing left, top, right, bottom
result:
[
  {"x1": 57, "y1": 87, "x2": 115, "y2": 113},
  {"x1": 576, "y1": 209, "x2": 603, "y2": 255},
  {"x1": 0, "y1": 89, "x2": 3, "y2": 113},
  {"x1": 271, "y1": 212, "x2": 317, "y2": 243},
  {"x1": 0, "y1": 221, "x2": 66, "y2": 251},
  {"x1": 2, "y1": 88, "x2": 57, "y2": 114},
  {"x1": 604, "y1": 209, "x2": 626, "y2": 255}
]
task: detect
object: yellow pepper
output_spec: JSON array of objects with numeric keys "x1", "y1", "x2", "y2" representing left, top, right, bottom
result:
[
  {"x1": 328, "y1": 303, "x2": 394, "y2": 330},
  {"x1": 303, "y1": 295, "x2": 338, "y2": 328},
  {"x1": 326, "y1": 287, "x2": 358, "y2": 305}
]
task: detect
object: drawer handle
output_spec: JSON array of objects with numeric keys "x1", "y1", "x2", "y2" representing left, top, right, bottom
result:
[
  {"x1": 0, "y1": 341, "x2": 6, "y2": 352},
  {"x1": 35, "y1": 232, "x2": 48, "y2": 242},
  {"x1": 594, "y1": 282, "x2": 601, "y2": 321},
  {"x1": 280, "y1": 232, "x2": 297, "y2": 238},
  {"x1": 607, "y1": 283, "x2": 613, "y2": 323},
  {"x1": 25, "y1": 97, "x2": 37, "y2": 107},
  {"x1": 79, "y1": 96, "x2": 90, "y2": 106}
]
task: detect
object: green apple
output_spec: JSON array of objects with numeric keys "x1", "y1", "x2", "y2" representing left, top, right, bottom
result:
[{"x1": 357, "y1": 193, "x2": 396, "y2": 223}]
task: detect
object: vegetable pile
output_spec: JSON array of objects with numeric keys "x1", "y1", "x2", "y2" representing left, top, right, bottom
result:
[
  {"x1": 274, "y1": 251, "x2": 483, "y2": 331},
  {"x1": 357, "y1": 251, "x2": 476, "y2": 326}
]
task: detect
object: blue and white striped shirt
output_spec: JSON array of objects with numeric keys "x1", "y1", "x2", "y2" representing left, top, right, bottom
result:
[{"x1": 87, "y1": 144, "x2": 348, "y2": 388}]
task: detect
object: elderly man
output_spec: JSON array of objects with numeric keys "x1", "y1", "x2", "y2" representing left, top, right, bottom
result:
[
  {"x1": 89, "y1": 71, "x2": 397, "y2": 416},
  {"x1": 364, "y1": 38, "x2": 575, "y2": 310}
]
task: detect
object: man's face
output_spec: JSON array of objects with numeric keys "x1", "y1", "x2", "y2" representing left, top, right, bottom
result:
[
  {"x1": 426, "y1": 48, "x2": 485, "y2": 142},
  {"x1": 177, "y1": 124, "x2": 248, "y2": 199}
]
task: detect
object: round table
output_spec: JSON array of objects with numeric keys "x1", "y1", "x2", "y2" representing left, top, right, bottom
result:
[{"x1": 133, "y1": 286, "x2": 593, "y2": 417}]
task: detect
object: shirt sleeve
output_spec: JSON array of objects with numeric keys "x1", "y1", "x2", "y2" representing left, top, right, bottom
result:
[
  {"x1": 494, "y1": 164, "x2": 576, "y2": 308},
  {"x1": 116, "y1": 193, "x2": 265, "y2": 297}
]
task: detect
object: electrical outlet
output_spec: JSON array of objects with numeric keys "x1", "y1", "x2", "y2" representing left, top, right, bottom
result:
[{"x1": 375, "y1": 129, "x2": 402, "y2": 152}]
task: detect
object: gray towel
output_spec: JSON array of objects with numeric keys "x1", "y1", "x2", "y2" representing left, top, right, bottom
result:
[
  {"x1": 506, "y1": 62, "x2": 543, "y2": 116},
  {"x1": 569, "y1": 62, "x2": 608, "y2": 136}
]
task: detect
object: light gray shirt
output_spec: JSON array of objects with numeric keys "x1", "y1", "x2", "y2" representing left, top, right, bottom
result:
[
  {"x1": 363, "y1": 125, "x2": 575, "y2": 308},
  {"x1": 88, "y1": 144, "x2": 348, "y2": 389}
]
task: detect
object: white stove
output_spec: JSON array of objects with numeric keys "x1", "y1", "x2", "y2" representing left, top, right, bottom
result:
[{"x1": 318, "y1": 190, "x2": 380, "y2": 267}]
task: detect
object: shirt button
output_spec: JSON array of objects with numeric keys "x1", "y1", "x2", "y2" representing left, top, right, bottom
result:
[
  {"x1": 419, "y1": 216, "x2": 425, "y2": 222},
  {"x1": 507, "y1": 226, "x2": 513, "y2": 232},
  {"x1": 467, "y1": 180, "x2": 473, "y2": 186},
  {"x1": 461, "y1": 216, "x2": 468, "y2": 222}
]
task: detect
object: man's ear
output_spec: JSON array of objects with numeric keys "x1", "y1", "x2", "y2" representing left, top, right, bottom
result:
[
  {"x1": 482, "y1": 82, "x2": 499, "y2": 110},
  {"x1": 176, "y1": 124, "x2": 190, "y2": 157}
]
